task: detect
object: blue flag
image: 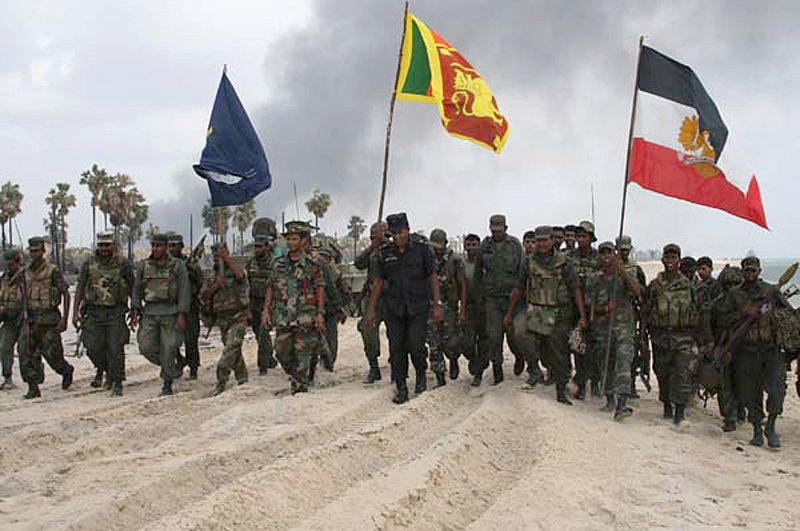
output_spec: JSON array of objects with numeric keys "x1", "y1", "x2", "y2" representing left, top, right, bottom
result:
[{"x1": 193, "y1": 70, "x2": 271, "y2": 206}]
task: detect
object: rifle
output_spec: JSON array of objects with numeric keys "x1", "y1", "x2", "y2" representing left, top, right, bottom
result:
[
  {"x1": 633, "y1": 303, "x2": 652, "y2": 392},
  {"x1": 72, "y1": 305, "x2": 86, "y2": 358},
  {"x1": 189, "y1": 234, "x2": 207, "y2": 264}
]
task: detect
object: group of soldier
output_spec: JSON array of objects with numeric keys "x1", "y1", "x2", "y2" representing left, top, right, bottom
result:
[{"x1": 0, "y1": 211, "x2": 794, "y2": 450}]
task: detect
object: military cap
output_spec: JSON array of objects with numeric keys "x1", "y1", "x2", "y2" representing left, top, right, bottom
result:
[
  {"x1": 283, "y1": 220, "x2": 313, "y2": 235},
  {"x1": 386, "y1": 212, "x2": 409, "y2": 233},
  {"x1": 533, "y1": 225, "x2": 552, "y2": 240},
  {"x1": 697, "y1": 256, "x2": 713, "y2": 269},
  {"x1": 251, "y1": 217, "x2": 278, "y2": 240},
  {"x1": 563, "y1": 224, "x2": 578, "y2": 233},
  {"x1": 662, "y1": 243, "x2": 681, "y2": 256},
  {"x1": 3, "y1": 248, "x2": 20, "y2": 261},
  {"x1": 680, "y1": 256, "x2": 697, "y2": 269},
  {"x1": 166, "y1": 232, "x2": 184, "y2": 245},
  {"x1": 253, "y1": 234, "x2": 272, "y2": 245},
  {"x1": 577, "y1": 220, "x2": 597, "y2": 242},
  {"x1": 718, "y1": 265, "x2": 743, "y2": 287},
  {"x1": 551, "y1": 225, "x2": 563, "y2": 233},
  {"x1": 96, "y1": 232, "x2": 115, "y2": 245},
  {"x1": 741, "y1": 256, "x2": 761, "y2": 269},
  {"x1": 429, "y1": 228, "x2": 448, "y2": 248},
  {"x1": 489, "y1": 214, "x2": 507, "y2": 228},
  {"x1": 616, "y1": 235, "x2": 633, "y2": 250},
  {"x1": 598, "y1": 241, "x2": 615, "y2": 253},
  {"x1": 523, "y1": 230, "x2": 537, "y2": 241},
  {"x1": 28, "y1": 237, "x2": 45, "y2": 250},
  {"x1": 149, "y1": 233, "x2": 168, "y2": 244}
]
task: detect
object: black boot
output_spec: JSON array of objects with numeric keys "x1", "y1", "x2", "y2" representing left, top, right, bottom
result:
[
  {"x1": 104, "y1": 374, "x2": 113, "y2": 390},
  {"x1": 750, "y1": 422, "x2": 764, "y2": 447},
  {"x1": 61, "y1": 365, "x2": 74, "y2": 390},
  {"x1": 111, "y1": 380, "x2": 123, "y2": 397},
  {"x1": 267, "y1": 355, "x2": 278, "y2": 369},
  {"x1": 449, "y1": 358, "x2": 460, "y2": 380},
  {"x1": 662, "y1": 402, "x2": 673, "y2": 419},
  {"x1": 23, "y1": 382, "x2": 41, "y2": 399},
  {"x1": 471, "y1": 372, "x2": 482, "y2": 387},
  {"x1": 574, "y1": 382, "x2": 586, "y2": 401},
  {"x1": 614, "y1": 395, "x2": 633, "y2": 421},
  {"x1": 189, "y1": 367, "x2": 198, "y2": 380},
  {"x1": 415, "y1": 370, "x2": 427, "y2": 394},
  {"x1": 363, "y1": 366, "x2": 382, "y2": 384},
  {"x1": 722, "y1": 420, "x2": 737, "y2": 432},
  {"x1": 556, "y1": 384, "x2": 573, "y2": 405},
  {"x1": 434, "y1": 370, "x2": 446, "y2": 388},
  {"x1": 0, "y1": 376, "x2": 13, "y2": 390},
  {"x1": 393, "y1": 380, "x2": 409, "y2": 404},
  {"x1": 673, "y1": 404, "x2": 685, "y2": 426},
  {"x1": 513, "y1": 356, "x2": 525, "y2": 376},
  {"x1": 492, "y1": 363, "x2": 504, "y2": 385},
  {"x1": 160, "y1": 379, "x2": 173, "y2": 396},
  {"x1": 523, "y1": 373, "x2": 538, "y2": 389},
  {"x1": 90, "y1": 369, "x2": 103, "y2": 388},
  {"x1": 765, "y1": 415, "x2": 781, "y2": 449},
  {"x1": 600, "y1": 394, "x2": 616, "y2": 413}
]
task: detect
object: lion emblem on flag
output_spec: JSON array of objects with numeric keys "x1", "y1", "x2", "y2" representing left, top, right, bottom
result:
[
  {"x1": 450, "y1": 64, "x2": 505, "y2": 126},
  {"x1": 677, "y1": 115, "x2": 721, "y2": 178}
]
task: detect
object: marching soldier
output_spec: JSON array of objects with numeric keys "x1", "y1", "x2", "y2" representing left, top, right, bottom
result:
[
  {"x1": 568, "y1": 220, "x2": 599, "y2": 400},
  {"x1": 168, "y1": 233, "x2": 203, "y2": 380},
  {"x1": 462, "y1": 234, "x2": 487, "y2": 386},
  {"x1": 262, "y1": 221, "x2": 326, "y2": 394},
  {"x1": 563, "y1": 225, "x2": 578, "y2": 253},
  {"x1": 316, "y1": 242, "x2": 347, "y2": 371},
  {"x1": 21, "y1": 237, "x2": 74, "y2": 399},
  {"x1": 247, "y1": 225, "x2": 278, "y2": 375},
  {"x1": 130, "y1": 233, "x2": 190, "y2": 397},
  {"x1": 201, "y1": 243, "x2": 251, "y2": 396},
  {"x1": 0, "y1": 249, "x2": 23, "y2": 390},
  {"x1": 617, "y1": 235, "x2": 648, "y2": 398},
  {"x1": 354, "y1": 222, "x2": 387, "y2": 384},
  {"x1": 73, "y1": 232, "x2": 133, "y2": 396}
]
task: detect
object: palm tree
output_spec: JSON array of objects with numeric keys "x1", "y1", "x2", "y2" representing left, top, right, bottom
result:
[
  {"x1": 201, "y1": 199, "x2": 231, "y2": 245},
  {"x1": 304, "y1": 188, "x2": 332, "y2": 230},
  {"x1": 231, "y1": 200, "x2": 257, "y2": 253},
  {"x1": 44, "y1": 183, "x2": 76, "y2": 269},
  {"x1": 79, "y1": 164, "x2": 111, "y2": 246},
  {"x1": 347, "y1": 215, "x2": 366, "y2": 260}
]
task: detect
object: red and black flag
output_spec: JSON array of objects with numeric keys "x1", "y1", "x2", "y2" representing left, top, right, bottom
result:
[{"x1": 628, "y1": 46, "x2": 767, "y2": 228}]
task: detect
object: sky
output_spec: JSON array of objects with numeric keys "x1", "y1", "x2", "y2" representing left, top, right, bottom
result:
[{"x1": 1, "y1": 0, "x2": 798, "y2": 258}]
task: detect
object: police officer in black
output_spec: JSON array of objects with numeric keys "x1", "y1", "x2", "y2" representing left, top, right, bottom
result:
[{"x1": 365, "y1": 213, "x2": 443, "y2": 404}]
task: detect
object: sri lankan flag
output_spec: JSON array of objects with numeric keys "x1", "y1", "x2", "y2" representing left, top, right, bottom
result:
[{"x1": 395, "y1": 12, "x2": 509, "y2": 154}]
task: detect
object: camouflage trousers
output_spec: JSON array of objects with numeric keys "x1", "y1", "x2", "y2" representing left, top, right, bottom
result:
[
  {"x1": 592, "y1": 320, "x2": 635, "y2": 396},
  {"x1": 83, "y1": 307, "x2": 128, "y2": 383},
  {"x1": 427, "y1": 306, "x2": 462, "y2": 374},
  {"x1": 324, "y1": 315, "x2": 339, "y2": 368},
  {"x1": 651, "y1": 330, "x2": 699, "y2": 406},
  {"x1": 484, "y1": 296, "x2": 524, "y2": 368},
  {"x1": 176, "y1": 307, "x2": 200, "y2": 370},
  {"x1": 216, "y1": 317, "x2": 249, "y2": 385},
  {"x1": 357, "y1": 298, "x2": 383, "y2": 362},
  {"x1": 717, "y1": 360, "x2": 741, "y2": 424},
  {"x1": 512, "y1": 313, "x2": 572, "y2": 386},
  {"x1": 574, "y1": 329, "x2": 598, "y2": 389},
  {"x1": 251, "y1": 302, "x2": 276, "y2": 371},
  {"x1": 733, "y1": 342, "x2": 785, "y2": 424},
  {"x1": 510, "y1": 308, "x2": 545, "y2": 382},
  {"x1": 20, "y1": 322, "x2": 71, "y2": 385},
  {"x1": 461, "y1": 304, "x2": 487, "y2": 376},
  {"x1": 275, "y1": 325, "x2": 323, "y2": 385},
  {"x1": 137, "y1": 314, "x2": 182, "y2": 382},
  {"x1": 0, "y1": 319, "x2": 20, "y2": 378}
]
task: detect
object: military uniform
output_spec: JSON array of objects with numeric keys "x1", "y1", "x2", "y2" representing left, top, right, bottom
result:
[
  {"x1": 21, "y1": 237, "x2": 74, "y2": 397},
  {"x1": 132, "y1": 234, "x2": 191, "y2": 395},
  {"x1": 617, "y1": 235, "x2": 648, "y2": 397},
  {"x1": 316, "y1": 245, "x2": 345, "y2": 370},
  {"x1": 167, "y1": 233, "x2": 204, "y2": 379},
  {"x1": 646, "y1": 244, "x2": 701, "y2": 424},
  {"x1": 204, "y1": 249, "x2": 251, "y2": 395},
  {"x1": 0, "y1": 249, "x2": 22, "y2": 389},
  {"x1": 462, "y1": 253, "x2": 486, "y2": 380},
  {"x1": 247, "y1": 237, "x2": 277, "y2": 374},
  {"x1": 480, "y1": 215, "x2": 523, "y2": 383},
  {"x1": 355, "y1": 243, "x2": 385, "y2": 382},
  {"x1": 567, "y1": 224, "x2": 599, "y2": 399},
  {"x1": 76, "y1": 233, "x2": 132, "y2": 395}
]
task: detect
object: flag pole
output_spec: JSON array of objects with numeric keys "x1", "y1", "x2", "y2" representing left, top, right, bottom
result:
[{"x1": 377, "y1": 1, "x2": 409, "y2": 222}]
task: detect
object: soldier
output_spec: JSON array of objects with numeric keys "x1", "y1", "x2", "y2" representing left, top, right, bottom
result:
[
  {"x1": 73, "y1": 232, "x2": 133, "y2": 396},
  {"x1": 316, "y1": 242, "x2": 347, "y2": 371},
  {"x1": 563, "y1": 224, "x2": 577, "y2": 252},
  {"x1": 201, "y1": 243, "x2": 251, "y2": 396},
  {"x1": 130, "y1": 233, "x2": 190, "y2": 397},
  {"x1": 617, "y1": 235, "x2": 648, "y2": 398},
  {"x1": 365, "y1": 213, "x2": 442, "y2": 404},
  {"x1": 0, "y1": 249, "x2": 23, "y2": 390},
  {"x1": 726, "y1": 256, "x2": 787, "y2": 448},
  {"x1": 480, "y1": 214, "x2": 523, "y2": 384},
  {"x1": 680, "y1": 256, "x2": 698, "y2": 282},
  {"x1": 696, "y1": 256, "x2": 722, "y2": 305},
  {"x1": 551, "y1": 226, "x2": 565, "y2": 252},
  {"x1": 568, "y1": 220, "x2": 599, "y2": 400},
  {"x1": 587, "y1": 242, "x2": 643, "y2": 420},
  {"x1": 462, "y1": 233, "x2": 487, "y2": 386},
  {"x1": 168, "y1": 233, "x2": 203, "y2": 380},
  {"x1": 506, "y1": 226, "x2": 587, "y2": 405},
  {"x1": 354, "y1": 222, "x2": 387, "y2": 384},
  {"x1": 427, "y1": 229, "x2": 467, "y2": 386},
  {"x1": 520, "y1": 229, "x2": 546, "y2": 386},
  {"x1": 645, "y1": 243, "x2": 702, "y2": 425},
  {"x1": 247, "y1": 229, "x2": 278, "y2": 375},
  {"x1": 262, "y1": 221, "x2": 326, "y2": 394},
  {"x1": 20, "y1": 237, "x2": 74, "y2": 399}
]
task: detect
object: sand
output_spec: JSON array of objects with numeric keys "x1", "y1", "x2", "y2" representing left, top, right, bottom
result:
[{"x1": 1, "y1": 309, "x2": 799, "y2": 529}]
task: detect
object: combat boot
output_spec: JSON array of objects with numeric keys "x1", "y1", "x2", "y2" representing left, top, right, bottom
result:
[
  {"x1": 104, "y1": 375, "x2": 113, "y2": 390},
  {"x1": 0, "y1": 376, "x2": 14, "y2": 390},
  {"x1": 212, "y1": 381, "x2": 227, "y2": 396},
  {"x1": 449, "y1": 358, "x2": 460, "y2": 380},
  {"x1": 523, "y1": 373, "x2": 538, "y2": 389},
  {"x1": 159, "y1": 379, "x2": 173, "y2": 396},
  {"x1": 662, "y1": 402, "x2": 673, "y2": 419},
  {"x1": 629, "y1": 380, "x2": 640, "y2": 399},
  {"x1": 749, "y1": 422, "x2": 764, "y2": 447},
  {"x1": 393, "y1": 380, "x2": 409, "y2": 404},
  {"x1": 492, "y1": 363, "x2": 504, "y2": 385},
  {"x1": 61, "y1": 365, "x2": 74, "y2": 390},
  {"x1": 600, "y1": 394, "x2": 616, "y2": 413},
  {"x1": 543, "y1": 371, "x2": 554, "y2": 386},
  {"x1": 267, "y1": 355, "x2": 278, "y2": 369},
  {"x1": 574, "y1": 383, "x2": 586, "y2": 401},
  {"x1": 614, "y1": 395, "x2": 633, "y2": 421},
  {"x1": 722, "y1": 420, "x2": 737, "y2": 432},
  {"x1": 673, "y1": 404, "x2": 685, "y2": 426},
  {"x1": 188, "y1": 367, "x2": 199, "y2": 380},
  {"x1": 111, "y1": 380, "x2": 123, "y2": 397},
  {"x1": 23, "y1": 382, "x2": 40, "y2": 399},
  {"x1": 90, "y1": 369, "x2": 103, "y2": 388},
  {"x1": 471, "y1": 373, "x2": 482, "y2": 387},
  {"x1": 363, "y1": 359, "x2": 381, "y2": 384},
  {"x1": 434, "y1": 370, "x2": 446, "y2": 388},
  {"x1": 259, "y1": 367, "x2": 268, "y2": 376},
  {"x1": 765, "y1": 415, "x2": 781, "y2": 449},
  {"x1": 415, "y1": 369, "x2": 427, "y2": 394},
  {"x1": 513, "y1": 356, "x2": 525, "y2": 376},
  {"x1": 556, "y1": 384, "x2": 573, "y2": 405}
]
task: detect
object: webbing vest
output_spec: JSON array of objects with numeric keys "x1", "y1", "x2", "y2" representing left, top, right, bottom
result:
[
  {"x1": 142, "y1": 257, "x2": 178, "y2": 303},
  {"x1": 649, "y1": 273, "x2": 699, "y2": 329},
  {"x1": 85, "y1": 255, "x2": 128, "y2": 307},
  {"x1": 247, "y1": 255, "x2": 273, "y2": 300},
  {"x1": 26, "y1": 262, "x2": 60, "y2": 311},
  {"x1": 526, "y1": 253, "x2": 571, "y2": 308}
]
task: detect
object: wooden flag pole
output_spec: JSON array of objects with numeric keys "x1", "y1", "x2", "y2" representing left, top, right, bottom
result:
[{"x1": 377, "y1": 1, "x2": 409, "y2": 222}]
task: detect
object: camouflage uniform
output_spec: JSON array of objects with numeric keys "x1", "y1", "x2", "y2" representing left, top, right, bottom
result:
[
  {"x1": 0, "y1": 250, "x2": 22, "y2": 387},
  {"x1": 709, "y1": 266, "x2": 744, "y2": 428},
  {"x1": 132, "y1": 242, "x2": 191, "y2": 388},
  {"x1": 355, "y1": 246, "x2": 385, "y2": 378},
  {"x1": 246, "y1": 246, "x2": 277, "y2": 373},
  {"x1": 270, "y1": 250, "x2": 325, "y2": 389},
  {"x1": 317, "y1": 250, "x2": 345, "y2": 370},
  {"x1": 427, "y1": 243, "x2": 465, "y2": 379},
  {"x1": 568, "y1": 246, "x2": 599, "y2": 397},
  {"x1": 76, "y1": 247, "x2": 132, "y2": 390},
  {"x1": 462, "y1": 256, "x2": 486, "y2": 377},
  {"x1": 618, "y1": 236, "x2": 648, "y2": 397},
  {"x1": 21, "y1": 248, "x2": 73, "y2": 388}
]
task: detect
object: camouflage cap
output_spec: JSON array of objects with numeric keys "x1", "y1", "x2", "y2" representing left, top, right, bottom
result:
[
  {"x1": 3, "y1": 248, "x2": 20, "y2": 261},
  {"x1": 166, "y1": 232, "x2": 184, "y2": 245},
  {"x1": 741, "y1": 256, "x2": 761, "y2": 269},
  {"x1": 718, "y1": 265, "x2": 743, "y2": 287},
  {"x1": 616, "y1": 235, "x2": 633, "y2": 250},
  {"x1": 662, "y1": 243, "x2": 681, "y2": 257},
  {"x1": 598, "y1": 241, "x2": 615, "y2": 253},
  {"x1": 252, "y1": 217, "x2": 278, "y2": 240},
  {"x1": 489, "y1": 214, "x2": 506, "y2": 228},
  {"x1": 28, "y1": 237, "x2": 45, "y2": 250},
  {"x1": 578, "y1": 220, "x2": 595, "y2": 235},
  {"x1": 386, "y1": 212, "x2": 409, "y2": 233},
  {"x1": 253, "y1": 234, "x2": 272, "y2": 245},
  {"x1": 283, "y1": 220, "x2": 313, "y2": 236},
  {"x1": 149, "y1": 233, "x2": 168, "y2": 244},
  {"x1": 429, "y1": 228, "x2": 448, "y2": 248},
  {"x1": 96, "y1": 232, "x2": 115, "y2": 245},
  {"x1": 533, "y1": 225, "x2": 552, "y2": 240}
]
